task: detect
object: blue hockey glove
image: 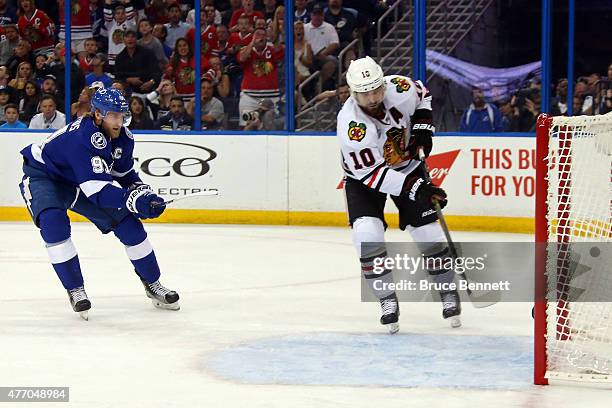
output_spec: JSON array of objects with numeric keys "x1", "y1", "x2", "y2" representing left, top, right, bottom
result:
[{"x1": 125, "y1": 186, "x2": 166, "y2": 219}]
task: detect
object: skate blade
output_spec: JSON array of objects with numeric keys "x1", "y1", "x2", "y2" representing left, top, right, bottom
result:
[
  {"x1": 79, "y1": 310, "x2": 89, "y2": 321},
  {"x1": 448, "y1": 316, "x2": 461, "y2": 328},
  {"x1": 151, "y1": 299, "x2": 180, "y2": 311},
  {"x1": 386, "y1": 322, "x2": 400, "y2": 334}
]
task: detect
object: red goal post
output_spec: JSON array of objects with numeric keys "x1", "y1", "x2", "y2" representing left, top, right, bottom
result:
[{"x1": 534, "y1": 112, "x2": 612, "y2": 385}]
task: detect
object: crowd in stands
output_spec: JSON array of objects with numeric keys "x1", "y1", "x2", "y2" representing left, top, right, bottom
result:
[
  {"x1": 0, "y1": 0, "x2": 388, "y2": 131},
  {"x1": 459, "y1": 62, "x2": 612, "y2": 133},
  {"x1": 1, "y1": 0, "x2": 604, "y2": 133}
]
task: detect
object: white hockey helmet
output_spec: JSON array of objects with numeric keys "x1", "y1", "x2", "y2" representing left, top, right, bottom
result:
[{"x1": 346, "y1": 56, "x2": 384, "y2": 93}]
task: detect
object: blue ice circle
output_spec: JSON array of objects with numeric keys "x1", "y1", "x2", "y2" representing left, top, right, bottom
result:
[{"x1": 207, "y1": 332, "x2": 532, "y2": 389}]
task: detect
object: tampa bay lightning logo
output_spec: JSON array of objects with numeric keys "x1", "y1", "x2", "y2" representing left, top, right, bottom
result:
[{"x1": 91, "y1": 132, "x2": 107, "y2": 149}]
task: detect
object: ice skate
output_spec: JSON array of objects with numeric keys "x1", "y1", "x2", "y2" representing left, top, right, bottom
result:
[
  {"x1": 440, "y1": 290, "x2": 461, "y2": 328},
  {"x1": 141, "y1": 279, "x2": 180, "y2": 310},
  {"x1": 380, "y1": 293, "x2": 400, "y2": 334},
  {"x1": 67, "y1": 286, "x2": 91, "y2": 321}
]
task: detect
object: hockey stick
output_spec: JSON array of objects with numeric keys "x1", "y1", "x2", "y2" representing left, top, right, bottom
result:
[
  {"x1": 418, "y1": 148, "x2": 499, "y2": 308},
  {"x1": 151, "y1": 190, "x2": 219, "y2": 207}
]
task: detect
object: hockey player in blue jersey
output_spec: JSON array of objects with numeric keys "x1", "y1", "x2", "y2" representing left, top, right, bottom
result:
[{"x1": 19, "y1": 87, "x2": 179, "y2": 320}]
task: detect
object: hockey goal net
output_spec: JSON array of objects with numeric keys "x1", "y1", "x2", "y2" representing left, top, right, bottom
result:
[{"x1": 534, "y1": 112, "x2": 612, "y2": 385}]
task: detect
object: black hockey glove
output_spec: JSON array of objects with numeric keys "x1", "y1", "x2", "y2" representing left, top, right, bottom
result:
[
  {"x1": 402, "y1": 176, "x2": 447, "y2": 208},
  {"x1": 407, "y1": 109, "x2": 434, "y2": 159}
]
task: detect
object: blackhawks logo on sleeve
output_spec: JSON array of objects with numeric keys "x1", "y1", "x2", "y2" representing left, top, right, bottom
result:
[
  {"x1": 348, "y1": 121, "x2": 367, "y2": 142},
  {"x1": 390, "y1": 77, "x2": 411, "y2": 93}
]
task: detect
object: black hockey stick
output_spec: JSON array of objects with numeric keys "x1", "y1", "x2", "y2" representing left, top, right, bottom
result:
[{"x1": 418, "y1": 148, "x2": 500, "y2": 308}]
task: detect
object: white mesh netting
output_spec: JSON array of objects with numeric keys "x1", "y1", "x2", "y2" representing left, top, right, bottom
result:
[{"x1": 545, "y1": 112, "x2": 612, "y2": 381}]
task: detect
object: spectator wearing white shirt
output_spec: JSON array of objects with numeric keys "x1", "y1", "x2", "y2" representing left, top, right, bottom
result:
[
  {"x1": 28, "y1": 95, "x2": 66, "y2": 130},
  {"x1": 164, "y1": 3, "x2": 190, "y2": 49},
  {"x1": 304, "y1": 4, "x2": 339, "y2": 90}
]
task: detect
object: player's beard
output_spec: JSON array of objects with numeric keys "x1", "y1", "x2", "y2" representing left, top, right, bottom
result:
[{"x1": 100, "y1": 120, "x2": 121, "y2": 139}]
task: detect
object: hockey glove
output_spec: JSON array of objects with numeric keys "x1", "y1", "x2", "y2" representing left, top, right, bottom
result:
[
  {"x1": 128, "y1": 182, "x2": 153, "y2": 192},
  {"x1": 402, "y1": 176, "x2": 447, "y2": 208},
  {"x1": 407, "y1": 109, "x2": 434, "y2": 159},
  {"x1": 125, "y1": 186, "x2": 166, "y2": 219}
]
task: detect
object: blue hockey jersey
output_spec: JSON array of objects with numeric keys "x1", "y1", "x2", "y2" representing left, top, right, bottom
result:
[{"x1": 21, "y1": 116, "x2": 141, "y2": 207}]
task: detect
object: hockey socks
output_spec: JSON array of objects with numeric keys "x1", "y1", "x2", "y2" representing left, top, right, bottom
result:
[
  {"x1": 114, "y1": 215, "x2": 161, "y2": 283},
  {"x1": 38, "y1": 209, "x2": 84, "y2": 290}
]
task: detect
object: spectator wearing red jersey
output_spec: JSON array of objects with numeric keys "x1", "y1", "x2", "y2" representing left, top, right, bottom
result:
[
  {"x1": 17, "y1": 0, "x2": 55, "y2": 57},
  {"x1": 164, "y1": 37, "x2": 207, "y2": 100},
  {"x1": 227, "y1": 14, "x2": 253, "y2": 57},
  {"x1": 186, "y1": 5, "x2": 219, "y2": 60},
  {"x1": 237, "y1": 27, "x2": 283, "y2": 128},
  {"x1": 229, "y1": 0, "x2": 264, "y2": 32},
  {"x1": 78, "y1": 38, "x2": 99, "y2": 73},
  {"x1": 58, "y1": 0, "x2": 93, "y2": 55},
  {"x1": 221, "y1": 0, "x2": 242, "y2": 28}
]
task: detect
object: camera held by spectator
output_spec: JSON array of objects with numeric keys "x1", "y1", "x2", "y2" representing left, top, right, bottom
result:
[
  {"x1": 513, "y1": 87, "x2": 539, "y2": 111},
  {"x1": 242, "y1": 98, "x2": 282, "y2": 131}
]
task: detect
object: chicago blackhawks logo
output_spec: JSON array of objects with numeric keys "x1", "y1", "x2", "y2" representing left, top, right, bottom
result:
[
  {"x1": 347, "y1": 121, "x2": 367, "y2": 142},
  {"x1": 390, "y1": 77, "x2": 411, "y2": 93},
  {"x1": 178, "y1": 67, "x2": 195, "y2": 85},
  {"x1": 253, "y1": 59, "x2": 274, "y2": 77}
]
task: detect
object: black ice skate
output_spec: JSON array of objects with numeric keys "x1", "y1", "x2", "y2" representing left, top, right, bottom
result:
[
  {"x1": 440, "y1": 290, "x2": 461, "y2": 328},
  {"x1": 380, "y1": 293, "x2": 400, "y2": 334},
  {"x1": 141, "y1": 279, "x2": 180, "y2": 311},
  {"x1": 67, "y1": 286, "x2": 91, "y2": 321}
]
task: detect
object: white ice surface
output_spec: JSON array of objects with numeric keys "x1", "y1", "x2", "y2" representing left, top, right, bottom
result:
[{"x1": 0, "y1": 222, "x2": 610, "y2": 407}]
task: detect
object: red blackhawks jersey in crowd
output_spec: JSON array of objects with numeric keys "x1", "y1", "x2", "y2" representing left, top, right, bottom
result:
[
  {"x1": 186, "y1": 24, "x2": 219, "y2": 59},
  {"x1": 18, "y1": 9, "x2": 55, "y2": 55},
  {"x1": 59, "y1": 0, "x2": 92, "y2": 41},
  {"x1": 239, "y1": 43, "x2": 284, "y2": 97},
  {"x1": 164, "y1": 57, "x2": 210, "y2": 96},
  {"x1": 229, "y1": 9, "x2": 264, "y2": 29},
  {"x1": 227, "y1": 32, "x2": 252, "y2": 51}
]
